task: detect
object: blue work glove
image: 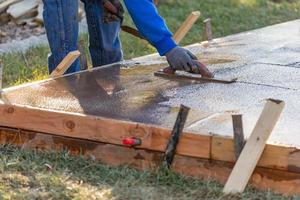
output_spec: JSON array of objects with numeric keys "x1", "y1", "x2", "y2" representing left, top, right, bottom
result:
[{"x1": 165, "y1": 46, "x2": 198, "y2": 72}]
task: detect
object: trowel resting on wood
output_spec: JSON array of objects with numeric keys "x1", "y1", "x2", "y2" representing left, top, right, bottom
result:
[{"x1": 154, "y1": 60, "x2": 237, "y2": 84}]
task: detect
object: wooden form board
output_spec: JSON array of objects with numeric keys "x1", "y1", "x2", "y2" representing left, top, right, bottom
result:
[
  {"x1": 173, "y1": 11, "x2": 201, "y2": 43},
  {"x1": 49, "y1": 50, "x2": 81, "y2": 78},
  {"x1": 1, "y1": 128, "x2": 300, "y2": 195},
  {"x1": 0, "y1": 102, "x2": 299, "y2": 174},
  {"x1": 223, "y1": 99, "x2": 285, "y2": 194},
  {"x1": 0, "y1": 102, "x2": 210, "y2": 158}
]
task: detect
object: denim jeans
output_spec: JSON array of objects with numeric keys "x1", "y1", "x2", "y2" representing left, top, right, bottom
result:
[{"x1": 43, "y1": 0, "x2": 123, "y2": 74}]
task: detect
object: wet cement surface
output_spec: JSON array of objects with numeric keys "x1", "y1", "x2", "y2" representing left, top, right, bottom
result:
[{"x1": 1, "y1": 19, "x2": 300, "y2": 147}]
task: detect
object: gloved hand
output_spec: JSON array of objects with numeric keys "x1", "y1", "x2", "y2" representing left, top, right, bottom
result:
[{"x1": 165, "y1": 46, "x2": 199, "y2": 72}]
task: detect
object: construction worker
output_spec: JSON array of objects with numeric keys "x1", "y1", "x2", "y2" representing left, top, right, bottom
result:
[{"x1": 43, "y1": 0, "x2": 201, "y2": 74}]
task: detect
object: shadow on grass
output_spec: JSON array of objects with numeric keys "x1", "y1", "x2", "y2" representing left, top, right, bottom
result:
[{"x1": 0, "y1": 145, "x2": 296, "y2": 200}]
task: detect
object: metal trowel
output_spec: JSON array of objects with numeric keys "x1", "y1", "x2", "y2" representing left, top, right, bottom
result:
[{"x1": 154, "y1": 60, "x2": 237, "y2": 84}]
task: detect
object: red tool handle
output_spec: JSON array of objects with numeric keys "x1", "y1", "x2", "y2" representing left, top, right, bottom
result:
[
  {"x1": 122, "y1": 137, "x2": 142, "y2": 147},
  {"x1": 103, "y1": 0, "x2": 118, "y2": 14}
]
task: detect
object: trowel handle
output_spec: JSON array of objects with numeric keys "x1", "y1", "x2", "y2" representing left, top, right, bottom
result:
[{"x1": 163, "y1": 66, "x2": 176, "y2": 74}]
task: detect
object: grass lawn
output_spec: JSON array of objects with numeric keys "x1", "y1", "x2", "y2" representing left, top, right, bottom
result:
[
  {"x1": 0, "y1": 145, "x2": 297, "y2": 200},
  {"x1": 0, "y1": 0, "x2": 300, "y2": 199}
]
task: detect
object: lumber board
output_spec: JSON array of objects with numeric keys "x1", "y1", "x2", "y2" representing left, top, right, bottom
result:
[
  {"x1": 49, "y1": 50, "x2": 81, "y2": 78},
  {"x1": 6, "y1": 0, "x2": 38, "y2": 19},
  {"x1": 0, "y1": 0, "x2": 20, "y2": 14},
  {"x1": 1, "y1": 128, "x2": 300, "y2": 196},
  {"x1": 0, "y1": 102, "x2": 298, "y2": 173},
  {"x1": 212, "y1": 136, "x2": 300, "y2": 173},
  {"x1": 173, "y1": 11, "x2": 201, "y2": 43},
  {"x1": 223, "y1": 99, "x2": 285, "y2": 194},
  {"x1": 0, "y1": 103, "x2": 211, "y2": 159}
]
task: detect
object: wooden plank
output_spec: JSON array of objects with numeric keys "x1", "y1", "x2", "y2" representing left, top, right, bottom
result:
[
  {"x1": 212, "y1": 136, "x2": 300, "y2": 173},
  {"x1": 223, "y1": 99, "x2": 285, "y2": 194},
  {"x1": 202, "y1": 18, "x2": 213, "y2": 41},
  {"x1": 173, "y1": 11, "x2": 201, "y2": 43},
  {"x1": 0, "y1": 102, "x2": 211, "y2": 159},
  {"x1": 49, "y1": 50, "x2": 81, "y2": 78},
  {"x1": 1, "y1": 128, "x2": 300, "y2": 196},
  {"x1": 7, "y1": 0, "x2": 38, "y2": 19},
  {"x1": 0, "y1": 101, "x2": 298, "y2": 173},
  {"x1": 0, "y1": 0, "x2": 21, "y2": 14},
  {"x1": 154, "y1": 71, "x2": 237, "y2": 84}
]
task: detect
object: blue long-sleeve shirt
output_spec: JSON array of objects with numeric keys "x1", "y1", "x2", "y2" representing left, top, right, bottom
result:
[{"x1": 123, "y1": 0, "x2": 177, "y2": 56}]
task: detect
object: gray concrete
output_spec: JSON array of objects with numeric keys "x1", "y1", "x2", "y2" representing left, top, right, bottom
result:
[{"x1": 2, "y1": 20, "x2": 300, "y2": 147}]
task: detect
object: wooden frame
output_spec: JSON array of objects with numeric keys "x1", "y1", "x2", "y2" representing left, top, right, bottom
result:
[
  {"x1": 0, "y1": 127, "x2": 300, "y2": 195},
  {"x1": 0, "y1": 102, "x2": 299, "y2": 174}
]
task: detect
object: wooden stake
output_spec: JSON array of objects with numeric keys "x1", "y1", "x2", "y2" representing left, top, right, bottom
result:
[
  {"x1": 223, "y1": 99, "x2": 285, "y2": 194},
  {"x1": 173, "y1": 11, "x2": 201, "y2": 44},
  {"x1": 202, "y1": 18, "x2": 213, "y2": 41},
  {"x1": 232, "y1": 114, "x2": 245, "y2": 160},
  {"x1": 49, "y1": 50, "x2": 81, "y2": 78},
  {"x1": 163, "y1": 104, "x2": 190, "y2": 168}
]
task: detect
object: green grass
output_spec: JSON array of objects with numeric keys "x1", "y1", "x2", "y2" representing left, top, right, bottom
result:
[
  {"x1": 0, "y1": 145, "x2": 297, "y2": 200},
  {"x1": 1, "y1": 0, "x2": 300, "y2": 87}
]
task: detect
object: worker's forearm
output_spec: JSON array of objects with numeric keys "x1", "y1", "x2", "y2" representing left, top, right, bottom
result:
[{"x1": 123, "y1": 0, "x2": 177, "y2": 56}]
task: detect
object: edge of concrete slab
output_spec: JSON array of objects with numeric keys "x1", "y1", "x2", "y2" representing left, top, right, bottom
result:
[{"x1": 0, "y1": 102, "x2": 299, "y2": 175}]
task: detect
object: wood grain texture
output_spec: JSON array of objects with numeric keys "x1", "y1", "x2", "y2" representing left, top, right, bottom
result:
[
  {"x1": 0, "y1": 102, "x2": 298, "y2": 174},
  {"x1": 1, "y1": 128, "x2": 300, "y2": 196},
  {"x1": 0, "y1": 103, "x2": 211, "y2": 159},
  {"x1": 173, "y1": 11, "x2": 201, "y2": 43},
  {"x1": 223, "y1": 99, "x2": 285, "y2": 194},
  {"x1": 212, "y1": 136, "x2": 300, "y2": 173},
  {"x1": 49, "y1": 50, "x2": 81, "y2": 78}
]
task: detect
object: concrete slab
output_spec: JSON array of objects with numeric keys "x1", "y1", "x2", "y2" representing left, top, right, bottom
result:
[{"x1": 1, "y1": 20, "x2": 300, "y2": 147}]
